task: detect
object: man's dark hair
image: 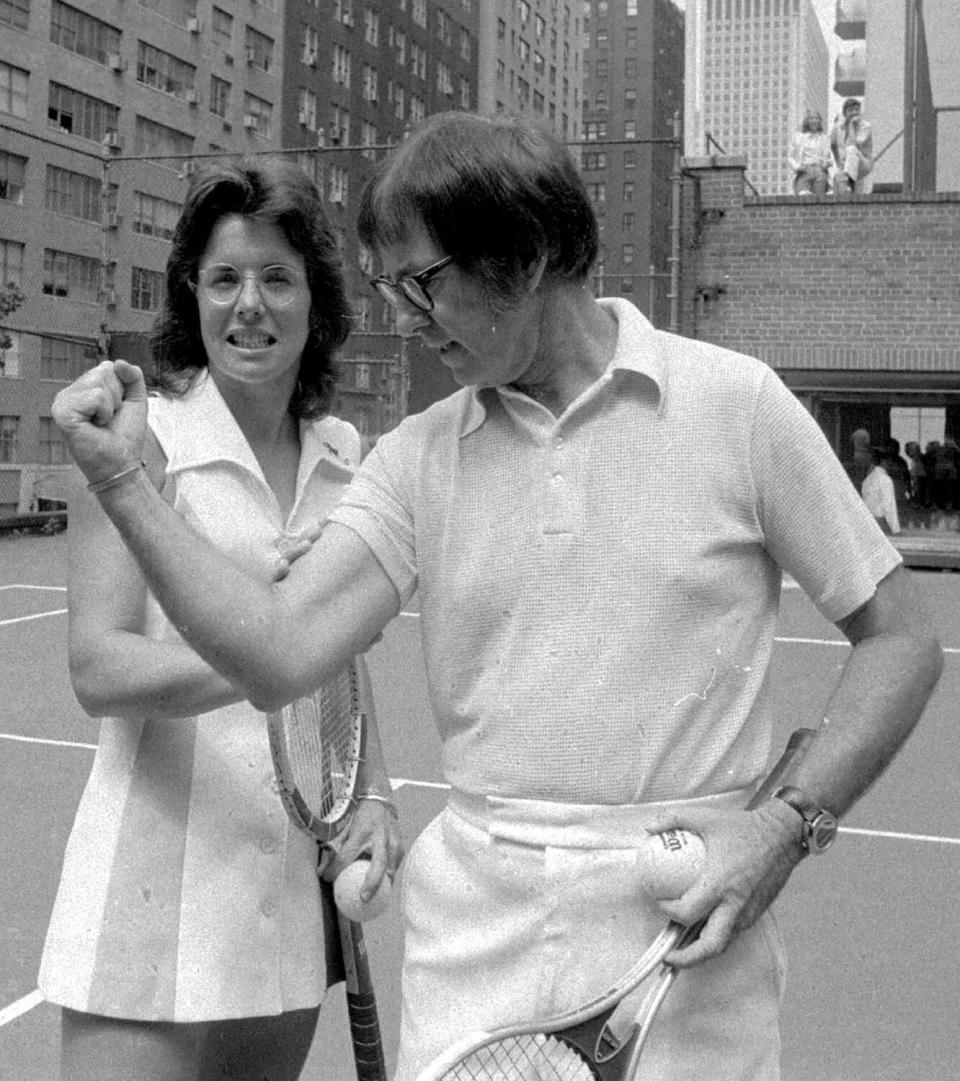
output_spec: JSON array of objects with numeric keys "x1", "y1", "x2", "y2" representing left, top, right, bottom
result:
[{"x1": 357, "y1": 111, "x2": 599, "y2": 309}]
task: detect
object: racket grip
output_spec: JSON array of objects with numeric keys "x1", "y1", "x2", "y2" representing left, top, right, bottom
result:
[{"x1": 346, "y1": 989, "x2": 387, "y2": 1080}]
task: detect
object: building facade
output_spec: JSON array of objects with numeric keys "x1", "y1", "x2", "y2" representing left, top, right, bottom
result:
[
  {"x1": 581, "y1": 0, "x2": 683, "y2": 327},
  {"x1": 0, "y1": 0, "x2": 480, "y2": 512},
  {"x1": 476, "y1": 0, "x2": 584, "y2": 142},
  {"x1": 684, "y1": 0, "x2": 829, "y2": 195}
]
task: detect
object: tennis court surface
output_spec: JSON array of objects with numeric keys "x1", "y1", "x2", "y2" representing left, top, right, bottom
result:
[{"x1": 2, "y1": 531, "x2": 958, "y2": 1080}]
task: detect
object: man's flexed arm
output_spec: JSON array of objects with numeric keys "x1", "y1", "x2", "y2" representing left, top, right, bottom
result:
[{"x1": 52, "y1": 361, "x2": 400, "y2": 709}]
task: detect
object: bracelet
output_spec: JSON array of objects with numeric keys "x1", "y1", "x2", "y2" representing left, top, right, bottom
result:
[
  {"x1": 356, "y1": 791, "x2": 399, "y2": 819},
  {"x1": 87, "y1": 461, "x2": 146, "y2": 494}
]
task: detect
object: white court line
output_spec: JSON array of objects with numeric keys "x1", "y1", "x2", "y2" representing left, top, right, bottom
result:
[
  {"x1": 840, "y1": 826, "x2": 960, "y2": 847},
  {"x1": 0, "y1": 585, "x2": 66, "y2": 593},
  {"x1": 0, "y1": 990, "x2": 43, "y2": 1028},
  {"x1": 0, "y1": 609, "x2": 67, "y2": 628},
  {"x1": 0, "y1": 732, "x2": 96, "y2": 750}
]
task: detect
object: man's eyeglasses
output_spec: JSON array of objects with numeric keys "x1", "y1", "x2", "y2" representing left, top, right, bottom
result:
[
  {"x1": 369, "y1": 256, "x2": 453, "y2": 313},
  {"x1": 191, "y1": 264, "x2": 305, "y2": 307}
]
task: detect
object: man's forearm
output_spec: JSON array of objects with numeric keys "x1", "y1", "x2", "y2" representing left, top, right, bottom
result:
[
  {"x1": 92, "y1": 468, "x2": 299, "y2": 705},
  {"x1": 789, "y1": 630, "x2": 942, "y2": 818}
]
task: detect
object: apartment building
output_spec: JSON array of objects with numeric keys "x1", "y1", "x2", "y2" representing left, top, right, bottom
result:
[
  {"x1": 581, "y1": 0, "x2": 683, "y2": 327},
  {"x1": 0, "y1": 0, "x2": 479, "y2": 511},
  {"x1": 476, "y1": 0, "x2": 584, "y2": 142}
]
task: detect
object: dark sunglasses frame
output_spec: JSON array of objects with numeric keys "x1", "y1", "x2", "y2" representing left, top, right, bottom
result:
[{"x1": 369, "y1": 255, "x2": 453, "y2": 313}]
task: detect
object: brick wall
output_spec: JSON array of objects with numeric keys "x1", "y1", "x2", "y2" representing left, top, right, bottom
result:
[{"x1": 678, "y1": 156, "x2": 960, "y2": 379}]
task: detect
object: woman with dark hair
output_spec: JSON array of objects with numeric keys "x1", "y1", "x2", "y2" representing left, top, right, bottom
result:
[
  {"x1": 52, "y1": 114, "x2": 941, "y2": 1081},
  {"x1": 39, "y1": 157, "x2": 402, "y2": 1081}
]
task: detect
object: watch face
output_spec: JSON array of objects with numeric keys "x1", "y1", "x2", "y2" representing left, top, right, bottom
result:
[{"x1": 808, "y1": 811, "x2": 839, "y2": 853}]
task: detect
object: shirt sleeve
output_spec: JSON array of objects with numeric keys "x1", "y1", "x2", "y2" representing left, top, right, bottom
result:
[
  {"x1": 326, "y1": 428, "x2": 419, "y2": 607},
  {"x1": 749, "y1": 369, "x2": 901, "y2": 623}
]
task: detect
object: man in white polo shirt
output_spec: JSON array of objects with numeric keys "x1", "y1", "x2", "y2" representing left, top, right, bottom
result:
[{"x1": 52, "y1": 112, "x2": 942, "y2": 1081}]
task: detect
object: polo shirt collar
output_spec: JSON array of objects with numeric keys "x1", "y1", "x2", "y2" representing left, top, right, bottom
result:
[
  {"x1": 457, "y1": 297, "x2": 667, "y2": 437},
  {"x1": 159, "y1": 370, "x2": 353, "y2": 482}
]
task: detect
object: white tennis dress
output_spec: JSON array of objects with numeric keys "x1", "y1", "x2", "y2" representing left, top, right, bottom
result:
[{"x1": 39, "y1": 373, "x2": 359, "y2": 1021}]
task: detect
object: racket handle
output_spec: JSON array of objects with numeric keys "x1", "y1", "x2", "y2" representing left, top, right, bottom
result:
[
  {"x1": 746, "y1": 727, "x2": 816, "y2": 810},
  {"x1": 346, "y1": 986, "x2": 387, "y2": 1081},
  {"x1": 339, "y1": 914, "x2": 388, "y2": 1081}
]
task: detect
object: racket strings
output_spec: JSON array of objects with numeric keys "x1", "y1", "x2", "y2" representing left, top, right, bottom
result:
[
  {"x1": 439, "y1": 1034, "x2": 600, "y2": 1081},
  {"x1": 284, "y1": 670, "x2": 361, "y2": 818}
]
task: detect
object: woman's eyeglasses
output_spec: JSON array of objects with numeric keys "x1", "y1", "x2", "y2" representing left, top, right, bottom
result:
[
  {"x1": 369, "y1": 256, "x2": 453, "y2": 313},
  {"x1": 191, "y1": 264, "x2": 305, "y2": 307}
]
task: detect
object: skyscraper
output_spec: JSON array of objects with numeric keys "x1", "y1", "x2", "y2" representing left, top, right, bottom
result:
[
  {"x1": 581, "y1": 0, "x2": 684, "y2": 327},
  {"x1": 684, "y1": 0, "x2": 829, "y2": 195}
]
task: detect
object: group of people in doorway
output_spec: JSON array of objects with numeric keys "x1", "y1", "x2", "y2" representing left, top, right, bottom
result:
[
  {"x1": 788, "y1": 97, "x2": 874, "y2": 196},
  {"x1": 848, "y1": 429, "x2": 960, "y2": 535}
]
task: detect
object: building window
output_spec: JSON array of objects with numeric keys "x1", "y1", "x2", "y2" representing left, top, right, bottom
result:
[
  {"x1": 0, "y1": 0, "x2": 30, "y2": 31},
  {"x1": 210, "y1": 75, "x2": 230, "y2": 118},
  {"x1": 329, "y1": 164, "x2": 348, "y2": 206},
  {"x1": 412, "y1": 0, "x2": 426, "y2": 28},
  {"x1": 138, "y1": 0, "x2": 199, "y2": 28},
  {"x1": 623, "y1": 149, "x2": 636, "y2": 170},
  {"x1": 211, "y1": 6, "x2": 232, "y2": 47},
  {"x1": 622, "y1": 211, "x2": 635, "y2": 232},
  {"x1": 332, "y1": 44, "x2": 351, "y2": 87},
  {"x1": 459, "y1": 77, "x2": 470, "y2": 110},
  {"x1": 436, "y1": 61, "x2": 452, "y2": 96},
  {"x1": 132, "y1": 190, "x2": 180, "y2": 239},
  {"x1": 242, "y1": 93, "x2": 272, "y2": 138},
  {"x1": 48, "y1": 82, "x2": 118, "y2": 141},
  {"x1": 135, "y1": 115, "x2": 193, "y2": 165},
  {"x1": 0, "y1": 151, "x2": 26, "y2": 204},
  {"x1": 623, "y1": 181, "x2": 635, "y2": 202},
  {"x1": 624, "y1": 119, "x2": 637, "y2": 140},
  {"x1": 43, "y1": 248, "x2": 100, "y2": 302},
  {"x1": 298, "y1": 87, "x2": 317, "y2": 130},
  {"x1": 364, "y1": 7, "x2": 378, "y2": 45},
  {"x1": 0, "y1": 415, "x2": 21, "y2": 463},
  {"x1": 0, "y1": 330, "x2": 21, "y2": 377},
  {"x1": 0, "y1": 238, "x2": 25, "y2": 285},
  {"x1": 0, "y1": 61, "x2": 28, "y2": 118},
  {"x1": 137, "y1": 41, "x2": 196, "y2": 100},
  {"x1": 244, "y1": 27, "x2": 274, "y2": 73},
  {"x1": 45, "y1": 165, "x2": 102, "y2": 221},
  {"x1": 621, "y1": 243, "x2": 635, "y2": 267},
  {"x1": 50, "y1": 1, "x2": 120, "y2": 65},
  {"x1": 363, "y1": 63, "x2": 378, "y2": 102},
  {"x1": 624, "y1": 88, "x2": 637, "y2": 110},
  {"x1": 38, "y1": 417, "x2": 70, "y2": 464},
  {"x1": 301, "y1": 24, "x2": 318, "y2": 64},
  {"x1": 131, "y1": 265, "x2": 165, "y2": 310},
  {"x1": 586, "y1": 182, "x2": 605, "y2": 204},
  {"x1": 40, "y1": 336, "x2": 98, "y2": 382}
]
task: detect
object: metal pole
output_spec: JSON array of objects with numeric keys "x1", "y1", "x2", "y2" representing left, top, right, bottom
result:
[
  {"x1": 667, "y1": 111, "x2": 682, "y2": 335},
  {"x1": 98, "y1": 150, "x2": 113, "y2": 359}
]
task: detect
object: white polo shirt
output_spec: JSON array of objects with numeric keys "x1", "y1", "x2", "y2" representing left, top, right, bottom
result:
[{"x1": 330, "y1": 299, "x2": 899, "y2": 804}]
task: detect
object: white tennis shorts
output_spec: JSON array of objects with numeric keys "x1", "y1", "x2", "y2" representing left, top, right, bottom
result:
[{"x1": 394, "y1": 791, "x2": 787, "y2": 1081}]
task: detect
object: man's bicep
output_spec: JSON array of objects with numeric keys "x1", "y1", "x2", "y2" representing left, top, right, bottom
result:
[
  {"x1": 834, "y1": 564, "x2": 931, "y2": 646},
  {"x1": 283, "y1": 521, "x2": 402, "y2": 663}
]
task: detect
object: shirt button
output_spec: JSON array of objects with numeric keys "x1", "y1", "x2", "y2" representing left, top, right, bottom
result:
[
  {"x1": 261, "y1": 898, "x2": 278, "y2": 918},
  {"x1": 260, "y1": 836, "x2": 278, "y2": 854}
]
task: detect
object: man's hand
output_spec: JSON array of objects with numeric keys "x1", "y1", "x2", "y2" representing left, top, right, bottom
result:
[
  {"x1": 643, "y1": 800, "x2": 803, "y2": 968},
  {"x1": 51, "y1": 359, "x2": 149, "y2": 484}
]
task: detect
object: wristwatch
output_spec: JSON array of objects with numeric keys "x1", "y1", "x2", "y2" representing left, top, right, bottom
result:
[{"x1": 771, "y1": 786, "x2": 839, "y2": 856}]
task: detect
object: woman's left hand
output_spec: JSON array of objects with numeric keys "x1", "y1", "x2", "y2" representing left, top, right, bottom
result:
[{"x1": 320, "y1": 797, "x2": 405, "y2": 901}]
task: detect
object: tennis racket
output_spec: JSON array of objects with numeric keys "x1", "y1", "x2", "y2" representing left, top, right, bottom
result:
[
  {"x1": 414, "y1": 727, "x2": 817, "y2": 1081},
  {"x1": 267, "y1": 662, "x2": 388, "y2": 1081}
]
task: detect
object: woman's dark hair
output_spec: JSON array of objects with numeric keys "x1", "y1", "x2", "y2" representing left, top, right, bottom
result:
[
  {"x1": 357, "y1": 111, "x2": 599, "y2": 309},
  {"x1": 151, "y1": 156, "x2": 351, "y2": 419}
]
